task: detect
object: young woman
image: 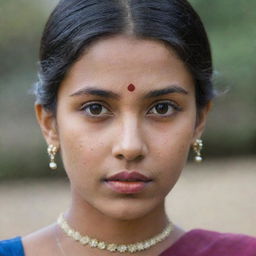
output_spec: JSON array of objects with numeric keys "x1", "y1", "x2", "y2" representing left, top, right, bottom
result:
[{"x1": 1, "y1": 0, "x2": 255, "y2": 255}]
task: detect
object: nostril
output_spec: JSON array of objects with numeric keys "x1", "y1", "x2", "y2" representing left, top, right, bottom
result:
[
  {"x1": 116, "y1": 154, "x2": 124, "y2": 160},
  {"x1": 115, "y1": 154, "x2": 144, "y2": 162},
  {"x1": 135, "y1": 155, "x2": 144, "y2": 161}
]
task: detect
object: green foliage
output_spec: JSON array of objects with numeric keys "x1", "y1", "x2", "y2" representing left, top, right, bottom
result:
[{"x1": 190, "y1": 0, "x2": 256, "y2": 155}]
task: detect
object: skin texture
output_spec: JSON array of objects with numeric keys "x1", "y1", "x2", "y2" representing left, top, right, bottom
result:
[{"x1": 24, "y1": 35, "x2": 210, "y2": 256}]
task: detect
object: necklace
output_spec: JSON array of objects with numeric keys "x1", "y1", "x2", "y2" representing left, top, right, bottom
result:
[{"x1": 57, "y1": 213, "x2": 173, "y2": 253}]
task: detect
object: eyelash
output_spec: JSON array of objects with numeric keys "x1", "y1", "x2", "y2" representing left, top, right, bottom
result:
[{"x1": 80, "y1": 101, "x2": 182, "y2": 119}]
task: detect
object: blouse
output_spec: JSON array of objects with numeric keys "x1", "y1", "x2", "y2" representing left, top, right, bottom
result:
[{"x1": 1, "y1": 229, "x2": 256, "y2": 256}]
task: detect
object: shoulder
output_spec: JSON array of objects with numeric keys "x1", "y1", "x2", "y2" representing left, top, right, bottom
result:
[
  {"x1": 0, "y1": 237, "x2": 25, "y2": 256},
  {"x1": 161, "y1": 229, "x2": 256, "y2": 256},
  {"x1": 22, "y1": 224, "x2": 58, "y2": 256},
  {"x1": 188, "y1": 229, "x2": 256, "y2": 250}
]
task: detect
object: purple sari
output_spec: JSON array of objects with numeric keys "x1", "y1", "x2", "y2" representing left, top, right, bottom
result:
[{"x1": 160, "y1": 229, "x2": 256, "y2": 256}]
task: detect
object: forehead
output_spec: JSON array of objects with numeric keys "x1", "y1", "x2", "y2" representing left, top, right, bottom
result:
[
  {"x1": 85, "y1": 35, "x2": 176, "y2": 66},
  {"x1": 60, "y1": 35, "x2": 194, "y2": 95}
]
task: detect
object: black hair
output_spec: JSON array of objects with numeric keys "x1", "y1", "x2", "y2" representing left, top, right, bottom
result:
[{"x1": 34, "y1": 0, "x2": 215, "y2": 113}]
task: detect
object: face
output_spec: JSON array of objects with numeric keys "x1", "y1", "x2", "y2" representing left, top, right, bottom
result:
[{"x1": 37, "y1": 35, "x2": 208, "y2": 220}]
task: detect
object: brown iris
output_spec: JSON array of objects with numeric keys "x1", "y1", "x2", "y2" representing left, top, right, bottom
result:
[
  {"x1": 155, "y1": 103, "x2": 169, "y2": 114},
  {"x1": 89, "y1": 104, "x2": 103, "y2": 115}
]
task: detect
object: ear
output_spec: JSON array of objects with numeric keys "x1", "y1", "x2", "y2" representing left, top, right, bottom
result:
[
  {"x1": 192, "y1": 102, "x2": 212, "y2": 143},
  {"x1": 35, "y1": 104, "x2": 60, "y2": 147}
]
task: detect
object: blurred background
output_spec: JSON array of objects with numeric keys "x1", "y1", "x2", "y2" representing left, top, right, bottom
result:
[{"x1": 0, "y1": 0, "x2": 255, "y2": 238}]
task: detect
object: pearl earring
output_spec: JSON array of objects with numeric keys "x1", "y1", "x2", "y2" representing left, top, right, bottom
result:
[
  {"x1": 193, "y1": 139, "x2": 203, "y2": 163},
  {"x1": 47, "y1": 144, "x2": 58, "y2": 170}
]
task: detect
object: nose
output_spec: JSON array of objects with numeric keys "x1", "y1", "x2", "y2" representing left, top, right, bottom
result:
[{"x1": 112, "y1": 116, "x2": 148, "y2": 162}]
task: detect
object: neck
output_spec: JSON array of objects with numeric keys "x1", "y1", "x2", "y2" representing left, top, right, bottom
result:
[{"x1": 65, "y1": 189, "x2": 169, "y2": 244}]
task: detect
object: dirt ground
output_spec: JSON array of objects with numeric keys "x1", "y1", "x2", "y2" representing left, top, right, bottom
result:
[{"x1": 0, "y1": 157, "x2": 256, "y2": 239}]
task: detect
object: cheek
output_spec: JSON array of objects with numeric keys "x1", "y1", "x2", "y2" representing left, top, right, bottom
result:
[
  {"x1": 149, "y1": 116, "x2": 196, "y2": 188},
  {"x1": 152, "y1": 138, "x2": 190, "y2": 198},
  {"x1": 151, "y1": 118, "x2": 195, "y2": 161},
  {"x1": 57, "y1": 117, "x2": 109, "y2": 180}
]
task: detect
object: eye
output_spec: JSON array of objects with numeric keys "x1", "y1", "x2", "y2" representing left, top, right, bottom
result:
[
  {"x1": 81, "y1": 103, "x2": 111, "y2": 117},
  {"x1": 148, "y1": 101, "x2": 181, "y2": 117}
]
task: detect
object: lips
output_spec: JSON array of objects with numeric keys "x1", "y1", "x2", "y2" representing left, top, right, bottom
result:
[
  {"x1": 106, "y1": 171, "x2": 152, "y2": 182},
  {"x1": 104, "y1": 171, "x2": 152, "y2": 194}
]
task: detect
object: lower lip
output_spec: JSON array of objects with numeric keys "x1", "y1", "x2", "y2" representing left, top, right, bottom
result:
[{"x1": 105, "y1": 181, "x2": 148, "y2": 194}]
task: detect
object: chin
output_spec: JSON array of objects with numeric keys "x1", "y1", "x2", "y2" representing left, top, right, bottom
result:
[{"x1": 95, "y1": 197, "x2": 163, "y2": 221}]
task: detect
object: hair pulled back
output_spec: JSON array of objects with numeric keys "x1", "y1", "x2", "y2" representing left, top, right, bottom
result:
[{"x1": 34, "y1": 0, "x2": 214, "y2": 113}]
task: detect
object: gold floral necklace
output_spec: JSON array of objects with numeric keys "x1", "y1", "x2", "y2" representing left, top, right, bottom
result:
[{"x1": 57, "y1": 213, "x2": 173, "y2": 254}]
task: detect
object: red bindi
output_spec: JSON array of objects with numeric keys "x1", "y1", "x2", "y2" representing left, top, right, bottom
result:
[{"x1": 128, "y1": 84, "x2": 135, "y2": 92}]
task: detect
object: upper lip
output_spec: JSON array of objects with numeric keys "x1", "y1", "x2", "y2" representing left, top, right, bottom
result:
[{"x1": 105, "y1": 171, "x2": 152, "y2": 182}]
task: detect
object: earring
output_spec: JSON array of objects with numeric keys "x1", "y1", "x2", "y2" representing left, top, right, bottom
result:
[
  {"x1": 47, "y1": 144, "x2": 58, "y2": 170},
  {"x1": 193, "y1": 139, "x2": 203, "y2": 163}
]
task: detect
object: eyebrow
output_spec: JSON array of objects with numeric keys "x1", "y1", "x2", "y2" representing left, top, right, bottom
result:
[
  {"x1": 144, "y1": 85, "x2": 188, "y2": 98},
  {"x1": 69, "y1": 85, "x2": 188, "y2": 99},
  {"x1": 70, "y1": 87, "x2": 120, "y2": 99}
]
